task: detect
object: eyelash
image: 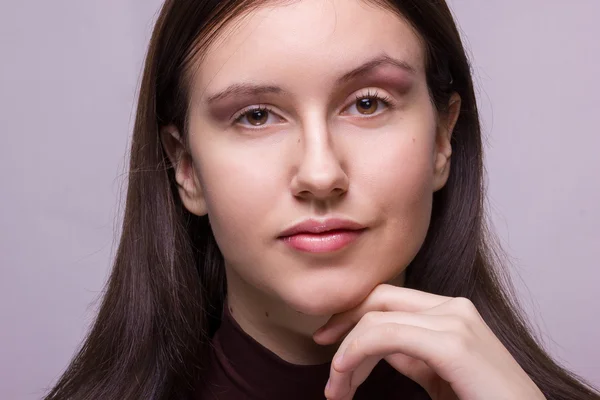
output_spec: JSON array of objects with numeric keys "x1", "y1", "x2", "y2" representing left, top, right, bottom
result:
[
  {"x1": 352, "y1": 89, "x2": 394, "y2": 113},
  {"x1": 232, "y1": 89, "x2": 395, "y2": 127},
  {"x1": 232, "y1": 105, "x2": 274, "y2": 124}
]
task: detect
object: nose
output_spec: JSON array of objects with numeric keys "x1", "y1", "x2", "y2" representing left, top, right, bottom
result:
[{"x1": 290, "y1": 123, "x2": 349, "y2": 202}]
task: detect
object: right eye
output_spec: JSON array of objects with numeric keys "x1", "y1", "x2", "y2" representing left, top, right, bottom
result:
[{"x1": 233, "y1": 105, "x2": 285, "y2": 129}]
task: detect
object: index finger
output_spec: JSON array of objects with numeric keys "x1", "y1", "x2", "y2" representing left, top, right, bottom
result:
[{"x1": 313, "y1": 284, "x2": 451, "y2": 343}]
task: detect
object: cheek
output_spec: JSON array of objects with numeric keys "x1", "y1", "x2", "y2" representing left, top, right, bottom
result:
[
  {"x1": 352, "y1": 127, "x2": 437, "y2": 272},
  {"x1": 354, "y1": 122, "x2": 436, "y2": 213},
  {"x1": 376, "y1": 142, "x2": 433, "y2": 206},
  {"x1": 190, "y1": 142, "x2": 281, "y2": 263}
]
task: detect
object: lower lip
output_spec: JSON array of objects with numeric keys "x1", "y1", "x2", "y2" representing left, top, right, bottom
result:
[{"x1": 280, "y1": 229, "x2": 364, "y2": 253}]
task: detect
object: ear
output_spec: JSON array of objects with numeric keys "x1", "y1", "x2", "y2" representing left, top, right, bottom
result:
[
  {"x1": 432, "y1": 93, "x2": 461, "y2": 192},
  {"x1": 160, "y1": 124, "x2": 208, "y2": 216}
]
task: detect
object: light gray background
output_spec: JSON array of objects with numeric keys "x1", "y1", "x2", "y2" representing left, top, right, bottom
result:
[{"x1": 1, "y1": 1, "x2": 598, "y2": 399}]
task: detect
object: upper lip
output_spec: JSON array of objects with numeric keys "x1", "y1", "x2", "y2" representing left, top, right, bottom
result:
[{"x1": 278, "y1": 218, "x2": 366, "y2": 237}]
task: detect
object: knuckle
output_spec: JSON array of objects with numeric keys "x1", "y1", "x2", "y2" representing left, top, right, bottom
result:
[
  {"x1": 377, "y1": 283, "x2": 396, "y2": 294},
  {"x1": 361, "y1": 310, "x2": 382, "y2": 325},
  {"x1": 453, "y1": 296, "x2": 475, "y2": 310},
  {"x1": 452, "y1": 297, "x2": 478, "y2": 319},
  {"x1": 371, "y1": 284, "x2": 396, "y2": 311},
  {"x1": 448, "y1": 315, "x2": 471, "y2": 335},
  {"x1": 349, "y1": 336, "x2": 362, "y2": 353}
]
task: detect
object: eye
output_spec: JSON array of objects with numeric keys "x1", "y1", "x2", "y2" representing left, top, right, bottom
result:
[
  {"x1": 343, "y1": 89, "x2": 394, "y2": 117},
  {"x1": 233, "y1": 105, "x2": 284, "y2": 128}
]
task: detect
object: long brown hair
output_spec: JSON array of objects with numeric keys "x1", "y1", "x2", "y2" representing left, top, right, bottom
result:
[{"x1": 45, "y1": 1, "x2": 599, "y2": 399}]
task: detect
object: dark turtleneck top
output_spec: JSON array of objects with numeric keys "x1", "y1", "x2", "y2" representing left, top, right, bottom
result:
[{"x1": 196, "y1": 306, "x2": 431, "y2": 399}]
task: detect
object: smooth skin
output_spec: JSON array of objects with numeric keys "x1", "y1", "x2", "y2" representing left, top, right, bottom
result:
[
  {"x1": 160, "y1": 0, "x2": 547, "y2": 398},
  {"x1": 314, "y1": 284, "x2": 546, "y2": 399},
  {"x1": 162, "y1": 0, "x2": 455, "y2": 365}
]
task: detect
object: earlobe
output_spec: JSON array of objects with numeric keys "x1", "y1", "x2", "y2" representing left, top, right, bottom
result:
[
  {"x1": 433, "y1": 93, "x2": 461, "y2": 191},
  {"x1": 159, "y1": 125, "x2": 208, "y2": 216}
]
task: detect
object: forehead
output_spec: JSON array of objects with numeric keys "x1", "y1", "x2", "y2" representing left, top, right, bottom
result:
[{"x1": 193, "y1": 0, "x2": 425, "y2": 99}]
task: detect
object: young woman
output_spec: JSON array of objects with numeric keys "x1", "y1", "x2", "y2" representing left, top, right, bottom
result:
[{"x1": 45, "y1": 0, "x2": 600, "y2": 399}]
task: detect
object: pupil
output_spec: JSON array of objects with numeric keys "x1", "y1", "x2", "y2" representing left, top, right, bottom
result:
[
  {"x1": 250, "y1": 110, "x2": 267, "y2": 125},
  {"x1": 358, "y1": 98, "x2": 376, "y2": 114},
  {"x1": 359, "y1": 99, "x2": 372, "y2": 109}
]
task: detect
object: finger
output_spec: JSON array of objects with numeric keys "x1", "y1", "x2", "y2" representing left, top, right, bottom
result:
[
  {"x1": 325, "y1": 361, "x2": 352, "y2": 399},
  {"x1": 423, "y1": 296, "x2": 486, "y2": 326},
  {"x1": 324, "y1": 325, "x2": 366, "y2": 398},
  {"x1": 326, "y1": 354, "x2": 379, "y2": 399},
  {"x1": 313, "y1": 285, "x2": 451, "y2": 342},
  {"x1": 326, "y1": 317, "x2": 444, "y2": 398},
  {"x1": 327, "y1": 310, "x2": 469, "y2": 393},
  {"x1": 328, "y1": 327, "x2": 446, "y2": 399},
  {"x1": 339, "y1": 388, "x2": 357, "y2": 400},
  {"x1": 335, "y1": 323, "x2": 446, "y2": 375},
  {"x1": 316, "y1": 309, "x2": 457, "y2": 346},
  {"x1": 326, "y1": 315, "x2": 381, "y2": 399},
  {"x1": 328, "y1": 387, "x2": 356, "y2": 400}
]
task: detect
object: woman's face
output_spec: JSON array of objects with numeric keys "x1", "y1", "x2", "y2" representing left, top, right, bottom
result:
[{"x1": 167, "y1": 0, "x2": 458, "y2": 316}]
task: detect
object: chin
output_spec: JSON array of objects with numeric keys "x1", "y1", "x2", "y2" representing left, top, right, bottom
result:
[{"x1": 280, "y1": 279, "x2": 374, "y2": 317}]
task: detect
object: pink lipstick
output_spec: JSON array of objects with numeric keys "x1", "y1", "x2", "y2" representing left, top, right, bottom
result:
[{"x1": 278, "y1": 218, "x2": 366, "y2": 253}]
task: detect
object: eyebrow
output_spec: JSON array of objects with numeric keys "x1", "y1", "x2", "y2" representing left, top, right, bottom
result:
[{"x1": 205, "y1": 54, "x2": 416, "y2": 104}]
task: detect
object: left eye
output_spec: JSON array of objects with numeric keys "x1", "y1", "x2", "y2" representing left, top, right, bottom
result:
[{"x1": 344, "y1": 92, "x2": 392, "y2": 116}]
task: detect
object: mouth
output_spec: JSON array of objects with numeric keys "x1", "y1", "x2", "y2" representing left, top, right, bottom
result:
[{"x1": 278, "y1": 218, "x2": 367, "y2": 253}]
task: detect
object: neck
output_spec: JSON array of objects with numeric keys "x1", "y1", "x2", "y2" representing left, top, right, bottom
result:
[
  {"x1": 225, "y1": 265, "x2": 338, "y2": 365},
  {"x1": 224, "y1": 264, "x2": 406, "y2": 365}
]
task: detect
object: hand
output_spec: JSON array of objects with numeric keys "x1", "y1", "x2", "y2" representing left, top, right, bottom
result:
[{"x1": 312, "y1": 284, "x2": 546, "y2": 400}]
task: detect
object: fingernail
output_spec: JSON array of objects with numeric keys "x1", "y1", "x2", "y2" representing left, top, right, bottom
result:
[
  {"x1": 334, "y1": 352, "x2": 344, "y2": 368},
  {"x1": 326, "y1": 378, "x2": 331, "y2": 390},
  {"x1": 314, "y1": 328, "x2": 326, "y2": 337}
]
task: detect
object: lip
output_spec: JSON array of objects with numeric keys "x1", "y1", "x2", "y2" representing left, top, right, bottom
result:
[
  {"x1": 278, "y1": 218, "x2": 366, "y2": 237},
  {"x1": 278, "y1": 218, "x2": 366, "y2": 253}
]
